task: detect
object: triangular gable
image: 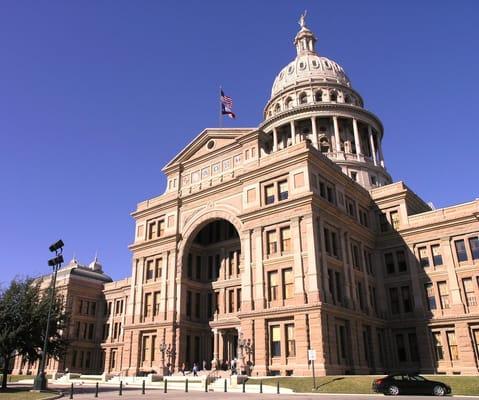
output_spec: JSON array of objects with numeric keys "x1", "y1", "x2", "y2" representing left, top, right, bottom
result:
[{"x1": 163, "y1": 127, "x2": 255, "y2": 171}]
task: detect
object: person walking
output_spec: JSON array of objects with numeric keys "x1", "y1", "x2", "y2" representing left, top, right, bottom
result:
[
  {"x1": 192, "y1": 363, "x2": 198, "y2": 376},
  {"x1": 181, "y1": 362, "x2": 186, "y2": 376}
]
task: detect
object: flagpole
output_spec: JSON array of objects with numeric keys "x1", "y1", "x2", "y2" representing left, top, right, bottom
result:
[{"x1": 219, "y1": 85, "x2": 223, "y2": 128}]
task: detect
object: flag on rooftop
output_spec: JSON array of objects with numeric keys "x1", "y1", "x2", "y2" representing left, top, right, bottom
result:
[{"x1": 220, "y1": 89, "x2": 236, "y2": 119}]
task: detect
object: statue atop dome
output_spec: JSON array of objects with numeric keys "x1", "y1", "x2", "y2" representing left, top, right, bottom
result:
[{"x1": 298, "y1": 10, "x2": 307, "y2": 29}]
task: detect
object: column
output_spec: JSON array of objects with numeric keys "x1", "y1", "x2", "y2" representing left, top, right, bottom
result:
[
  {"x1": 291, "y1": 217, "x2": 306, "y2": 303},
  {"x1": 272, "y1": 128, "x2": 278, "y2": 152},
  {"x1": 339, "y1": 229, "x2": 352, "y2": 307},
  {"x1": 441, "y1": 237, "x2": 464, "y2": 312},
  {"x1": 310, "y1": 117, "x2": 318, "y2": 149},
  {"x1": 368, "y1": 125, "x2": 378, "y2": 166},
  {"x1": 333, "y1": 116, "x2": 341, "y2": 153},
  {"x1": 241, "y1": 230, "x2": 253, "y2": 311},
  {"x1": 378, "y1": 139, "x2": 385, "y2": 168},
  {"x1": 290, "y1": 121, "x2": 296, "y2": 145},
  {"x1": 352, "y1": 118, "x2": 362, "y2": 160},
  {"x1": 317, "y1": 217, "x2": 331, "y2": 303},
  {"x1": 253, "y1": 227, "x2": 265, "y2": 310},
  {"x1": 160, "y1": 252, "x2": 169, "y2": 319},
  {"x1": 305, "y1": 214, "x2": 320, "y2": 303}
]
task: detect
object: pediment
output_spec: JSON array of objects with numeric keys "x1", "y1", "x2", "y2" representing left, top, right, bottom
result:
[{"x1": 163, "y1": 128, "x2": 254, "y2": 170}]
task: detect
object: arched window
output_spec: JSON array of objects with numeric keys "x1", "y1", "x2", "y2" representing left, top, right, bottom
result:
[
  {"x1": 274, "y1": 103, "x2": 281, "y2": 114},
  {"x1": 315, "y1": 90, "x2": 323, "y2": 102},
  {"x1": 285, "y1": 97, "x2": 293, "y2": 110},
  {"x1": 330, "y1": 91, "x2": 338, "y2": 102},
  {"x1": 344, "y1": 95, "x2": 351, "y2": 104},
  {"x1": 319, "y1": 137, "x2": 330, "y2": 153},
  {"x1": 299, "y1": 92, "x2": 308, "y2": 104}
]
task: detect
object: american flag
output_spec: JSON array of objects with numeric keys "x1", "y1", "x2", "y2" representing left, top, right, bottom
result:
[{"x1": 220, "y1": 89, "x2": 236, "y2": 119}]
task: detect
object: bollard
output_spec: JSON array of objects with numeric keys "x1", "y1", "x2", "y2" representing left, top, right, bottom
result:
[
  {"x1": 277, "y1": 380, "x2": 280, "y2": 394},
  {"x1": 142, "y1": 379, "x2": 145, "y2": 395},
  {"x1": 242, "y1": 380, "x2": 246, "y2": 393},
  {"x1": 185, "y1": 378, "x2": 189, "y2": 392},
  {"x1": 119, "y1": 381, "x2": 123, "y2": 396},
  {"x1": 224, "y1": 378, "x2": 227, "y2": 392},
  {"x1": 260, "y1": 380, "x2": 263, "y2": 394},
  {"x1": 69, "y1": 383, "x2": 74, "y2": 399},
  {"x1": 164, "y1": 378, "x2": 168, "y2": 393},
  {"x1": 94, "y1": 382, "x2": 99, "y2": 398},
  {"x1": 205, "y1": 378, "x2": 208, "y2": 392}
]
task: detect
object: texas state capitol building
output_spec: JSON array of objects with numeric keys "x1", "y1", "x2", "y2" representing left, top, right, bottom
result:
[{"x1": 18, "y1": 16, "x2": 479, "y2": 377}]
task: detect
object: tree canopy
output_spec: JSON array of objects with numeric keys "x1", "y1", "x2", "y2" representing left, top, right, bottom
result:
[{"x1": 0, "y1": 277, "x2": 68, "y2": 389}]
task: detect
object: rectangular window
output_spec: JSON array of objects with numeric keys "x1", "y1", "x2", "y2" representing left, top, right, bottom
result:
[
  {"x1": 473, "y1": 330, "x2": 479, "y2": 361},
  {"x1": 187, "y1": 253, "x2": 193, "y2": 279},
  {"x1": 158, "y1": 220, "x2": 165, "y2": 237},
  {"x1": 146, "y1": 260, "x2": 154, "y2": 281},
  {"x1": 280, "y1": 227, "x2": 291, "y2": 252},
  {"x1": 389, "y1": 287, "x2": 400, "y2": 314},
  {"x1": 463, "y1": 278, "x2": 477, "y2": 307},
  {"x1": 268, "y1": 271, "x2": 279, "y2": 302},
  {"x1": 425, "y1": 283, "x2": 437, "y2": 310},
  {"x1": 335, "y1": 271, "x2": 342, "y2": 304},
  {"x1": 270, "y1": 325, "x2": 281, "y2": 357},
  {"x1": 195, "y1": 293, "x2": 200, "y2": 318},
  {"x1": 396, "y1": 250, "x2": 407, "y2": 272},
  {"x1": 379, "y1": 213, "x2": 389, "y2": 232},
  {"x1": 469, "y1": 237, "x2": 479, "y2": 260},
  {"x1": 357, "y1": 282, "x2": 364, "y2": 310},
  {"x1": 433, "y1": 332, "x2": 444, "y2": 360},
  {"x1": 236, "y1": 289, "x2": 241, "y2": 312},
  {"x1": 385, "y1": 253, "x2": 395, "y2": 274},
  {"x1": 352, "y1": 243, "x2": 361, "y2": 270},
  {"x1": 196, "y1": 255, "x2": 202, "y2": 280},
  {"x1": 265, "y1": 184, "x2": 275, "y2": 205},
  {"x1": 418, "y1": 247, "x2": 429, "y2": 268},
  {"x1": 431, "y1": 245, "x2": 443, "y2": 266},
  {"x1": 88, "y1": 323, "x2": 94, "y2": 340},
  {"x1": 283, "y1": 268, "x2": 294, "y2": 300},
  {"x1": 447, "y1": 331, "x2": 459, "y2": 361},
  {"x1": 266, "y1": 230, "x2": 278, "y2": 255},
  {"x1": 155, "y1": 259, "x2": 162, "y2": 280},
  {"x1": 401, "y1": 286, "x2": 412, "y2": 313},
  {"x1": 148, "y1": 221, "x2": 157, "y2": 239},
  {"x1": 144, "y1": 293, "x2": 152, "y2": 318},
  {"x1": 331, "y1": 231, "x2": 339, "y2": 258},
  {"x1": 408, "y1": 333, "x2": 420, "y2": 362},
  {"x1": 396, "y1": 334, "x2": 407, "y2": 362},
  {"x1": 278, "y1": 180, "x2": 288, "y2": 201},
  {"x1": 437, "y1": 281, "x2": 450, "y2": 309},
  {"x1": 228, "y1": 290, "x2": 234, "y2": 313},
  {"x1": 286, "y1": 324, "x2": 295, "y2": 357},
  {"x1": 186, "y1": 291, "x2": 192, "y2": 317},
  {"x1": 455, "y1": 239, "x2": 468, "y2": 262},
  {"x1": 390, "y1": 211, "x2": 400, "y2": 229},
  {"x1": 154, "y1": 291, "x2": 161, "y2": 316}
]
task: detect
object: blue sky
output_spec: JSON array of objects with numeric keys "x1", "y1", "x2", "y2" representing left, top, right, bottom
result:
[{"x1": 1, "y1": 1, "x2": 478, "y2": 284}]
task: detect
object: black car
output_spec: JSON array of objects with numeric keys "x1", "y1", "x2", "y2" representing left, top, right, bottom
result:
[{"x1": 372, "y1": 373, "x2": 451, "y2": 396}]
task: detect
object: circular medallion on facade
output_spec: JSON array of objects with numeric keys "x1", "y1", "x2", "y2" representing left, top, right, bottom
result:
[{"x1": 207, "y1": 140, "x2": 215, "y2": 150}]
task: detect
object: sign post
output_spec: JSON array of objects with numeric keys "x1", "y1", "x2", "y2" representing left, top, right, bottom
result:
[{"x1": 308, "y1": 349, "x2": 317, "y2": 389}]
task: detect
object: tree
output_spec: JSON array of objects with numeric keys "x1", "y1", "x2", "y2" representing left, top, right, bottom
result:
[{"x1": 0, "y1": 277, "x2": 68, "y2": 389}]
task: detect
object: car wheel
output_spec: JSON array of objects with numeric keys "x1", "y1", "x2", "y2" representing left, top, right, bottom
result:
[
  {"x1": 433, "y1": 385, "x2": 445, "y2": 396},
  {"x1": 387, "y1": 385, "x2": 399, "y2": 396}
]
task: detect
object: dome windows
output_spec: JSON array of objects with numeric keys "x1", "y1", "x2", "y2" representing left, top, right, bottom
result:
[
  {"x1": 330, "y1": 90, "x2": 338, "y2": 102},
  {"x1": 315, "y1": 90, "x2": 323, "y2": 102},
  {"x1": 288, "y1": 65, "x2": 294, "y2": 74},
  {"x1": 285, "y1": 97, "x2": 293, "y2": 110},
  {"x1": 274, "y1": 103, "x2": 281, "y2": 114},
  {"x1": 311, "y1": 59, "x2": 319, "y2": 69},
  {"x1": 299, "y1": 61, "x2": 306, "y2": 70},
  {"x1": 319, "y1": 137, "x2": 330, "y2": 153},
  {"x1": 299, "y1": 92, "x2": 308, "y2": 104}
]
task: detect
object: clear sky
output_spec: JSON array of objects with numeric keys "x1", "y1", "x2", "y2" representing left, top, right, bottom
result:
[{"x1": 1, "y1": 1, "x2": 478, "y2": 285}]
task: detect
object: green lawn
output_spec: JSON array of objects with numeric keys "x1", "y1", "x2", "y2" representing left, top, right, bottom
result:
[
  {"x1": 0, "y1": 375, "x2": 32, "y2": 383},
  {"x1": 247, "y1": 375, "x2": 479, "y2": 396},
  {"x1": 0, "y1": 388, "x2": 58, "y2": 399}
]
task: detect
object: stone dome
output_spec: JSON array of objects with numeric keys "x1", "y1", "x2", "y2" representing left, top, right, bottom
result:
[{"x1": 271, "y1": 23, "x2": 351, "y2": 97}]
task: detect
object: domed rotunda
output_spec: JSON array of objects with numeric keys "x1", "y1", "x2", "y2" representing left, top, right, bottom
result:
[{"x1": 260, "y1": 13, "x2": 391, "y2": 190}]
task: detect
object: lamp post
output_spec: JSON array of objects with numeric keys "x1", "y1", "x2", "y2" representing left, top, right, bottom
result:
[
  {"x1": 165, "y1": 344, "x2": 176, "y2": 373},
  {"x1": 33, "y1": 240, "x2": 64, "y2": 391},
  {"x1": 159, "y1": 342, "x2": 167, "y2": 376},
  {"x1": 238, "y1": 335, "x2": 253, "y2": 375}
]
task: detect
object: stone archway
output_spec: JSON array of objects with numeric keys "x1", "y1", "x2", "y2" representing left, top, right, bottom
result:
[{"x1": 176, "y1": 209, "x2": 243, "y2": 371}]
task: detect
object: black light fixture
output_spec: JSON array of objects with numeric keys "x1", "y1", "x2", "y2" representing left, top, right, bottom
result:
[
  {"x1": 33, "y1": 239, "x2": 64, "y2": 391},
  {"x1": 48, "y1": 240, "x2": 64, "y2": 253}
]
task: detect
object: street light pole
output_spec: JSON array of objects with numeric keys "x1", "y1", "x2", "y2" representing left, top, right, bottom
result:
[{"x1": 33, "y1": 240, "x2": 64, "y2": 391}]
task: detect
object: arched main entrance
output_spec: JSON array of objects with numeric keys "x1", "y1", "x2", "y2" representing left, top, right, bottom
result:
[{"x1": 179, "y1": 218, "x2": 241, "y2": 370}]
